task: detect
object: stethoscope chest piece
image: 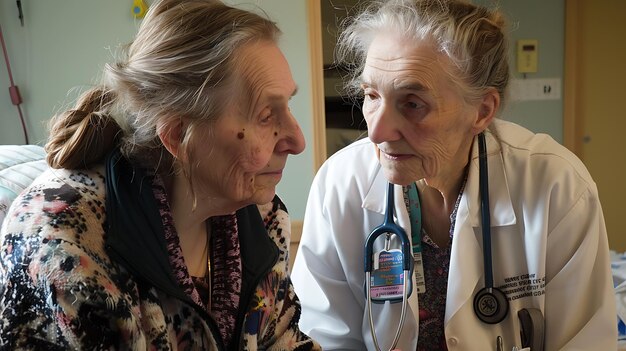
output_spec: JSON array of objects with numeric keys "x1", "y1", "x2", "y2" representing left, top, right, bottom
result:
[{"x1": 473, "y1": 287, "x2": 509, "y2": 324}]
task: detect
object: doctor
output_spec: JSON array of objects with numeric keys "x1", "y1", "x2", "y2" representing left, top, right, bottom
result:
[{"x1": 291, "y1": 0, "x2": 617, "y2": 350}]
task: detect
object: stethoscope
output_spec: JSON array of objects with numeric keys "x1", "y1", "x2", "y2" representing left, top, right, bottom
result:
[
  {"x1": 363, "y1": 133, "x2": 509, "y2": 351},
  {"x1": 473, "y1": 132, "x2": 509, "y2": 324},
  {"x1": 364, "y1": 181, "x2": 413, "y2": 351}
]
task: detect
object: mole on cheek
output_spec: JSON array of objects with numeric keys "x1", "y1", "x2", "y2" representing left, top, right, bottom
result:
[
  {"x1": 274, "y1": 131, "x2": 278, "y2": 137},
  {"x1": 237, "y1": 132, "x2": 245, "y2": 140}
]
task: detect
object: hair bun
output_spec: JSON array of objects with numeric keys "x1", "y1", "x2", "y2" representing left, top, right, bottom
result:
[{"x1": 46, "y1": 105, "x2": 121, "y2": 169}]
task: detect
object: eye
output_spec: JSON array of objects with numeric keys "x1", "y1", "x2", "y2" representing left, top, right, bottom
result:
[
  {"x1": 406, "y1": 100, "x2": 423, "y2": 109},
  {"x1": 259, "y1": 108, "x2": 273, "y2": 124},
  {"x1": 401, "y1": 95, "x2": 428, "y2": 120},
  {"x1": 362, "y1": 88, "x2": 379, "y2": 102}
]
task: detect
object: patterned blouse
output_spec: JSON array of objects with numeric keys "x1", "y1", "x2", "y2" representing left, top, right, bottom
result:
[
  {"x1": 0, "y1": 158, "x2": 321, "y2": 350},
  {"x1": 404, "y1": 177, "x2": 467, "y2": 351}
]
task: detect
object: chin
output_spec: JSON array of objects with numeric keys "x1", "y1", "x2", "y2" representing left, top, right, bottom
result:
[
  {"x1": 249, "y1": 188, "x2": 276, "y2": 205},
  {"x1": 382, "y1": 169, "x2": 416, "y2": 187}
]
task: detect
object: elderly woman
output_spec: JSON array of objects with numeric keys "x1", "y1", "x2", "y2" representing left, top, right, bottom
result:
[
  {"x1": 0, "y1": 0, "x2": 320, "y2": 349},
  {"x1": 292, "y1": 0, "x2": 616, "y2": 350}
]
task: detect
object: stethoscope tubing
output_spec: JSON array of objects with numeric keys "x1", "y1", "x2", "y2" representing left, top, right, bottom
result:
[
  {"x1": 364, "y1": 182, "x2": 412, "y2": 351},
  {"x1": 479, "y1": 132, "x2": 494, "y2": 289},
  {"x1": 366, "y1": 270, "x2": 410, "y2": 351},
  {"x1": 473, "y1": 132, "x2": 509, "y2": 324},
  {"x1": 364, "y1": 182, "x2": 412, "y2": 272}
]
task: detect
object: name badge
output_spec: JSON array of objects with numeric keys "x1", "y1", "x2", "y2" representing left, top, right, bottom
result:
[
  {"x1": 413, "y1": 251, "x2": 426, "y2": 294},
  {"x1": 370, "y1": 249, "x2": 406, "y2": 302}
]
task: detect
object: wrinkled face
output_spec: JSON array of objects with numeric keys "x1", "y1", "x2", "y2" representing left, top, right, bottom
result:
[
  {"x1": 191, "y1": 41, "x2": 304, "y2": 208},
  {"x1": 361, "y1": 33, "x2": 480, "y2": 186}
]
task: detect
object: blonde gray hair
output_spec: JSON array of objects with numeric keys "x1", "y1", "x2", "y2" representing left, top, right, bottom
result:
[
  {"x1": 336, "y1": 0, "x2": 510, "y2": 109},
  {"x1": 46, "y1": 0, "x2": 280, "y2": 173}
]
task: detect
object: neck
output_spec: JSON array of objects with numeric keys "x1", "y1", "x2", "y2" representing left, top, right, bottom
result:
[
  {"x1": 169, "y1": 174, "x2": 201, "y2": 232},
  {"x1": 421, "y1": 135, "x2": 474, "y2": 214},
  {"x1": 422, "y1": 169, "x2": 466, "y2": 215},
  {"x1": 164, "y1": 171, "x2": 237, "y2": 235},
  {"x1": 416, "y1": 139, "x2": 472, "y2": 247},
  {"x1": 163, "y1": 172, "x2": 223, "y2": 277},
  {"x1": 416, "y1": 176, "x2": 465, "y2": 248}
]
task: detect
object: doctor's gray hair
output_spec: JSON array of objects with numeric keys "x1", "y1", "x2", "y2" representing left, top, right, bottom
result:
[{"x1": 336, "y1": 0, "x2": 510, "y2": 110}]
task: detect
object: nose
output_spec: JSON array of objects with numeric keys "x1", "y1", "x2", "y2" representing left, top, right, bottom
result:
[
  {"x1": 366, "y1": 102, "x2": 401, "y2": 144},
  {"x1": 275, "y1": 111, "x2": 305, "y2": 155}
]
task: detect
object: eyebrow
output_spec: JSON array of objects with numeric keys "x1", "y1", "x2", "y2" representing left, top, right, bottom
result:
[
  {"x1": 360, "y1": 77, "x2": 427, "y2": 92},
  {"x1": 394, "y1": 81, "x2": 427, "y2": 92},
  {"x1": 266, "y1": 85, "x2": 298, "y2": 103}
]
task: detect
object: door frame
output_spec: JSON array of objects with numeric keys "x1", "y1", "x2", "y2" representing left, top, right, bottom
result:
[
  {"x1": 563, "y1": 0, "x2": 582, "y2": 157},
  {"x1": 307, "y1": 0, "x2": 327, "y2": 172}
]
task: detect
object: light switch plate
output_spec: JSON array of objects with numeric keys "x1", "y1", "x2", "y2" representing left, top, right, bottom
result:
[{"x1": 509, "y1": 78, "x2": 561, "y2": 101}]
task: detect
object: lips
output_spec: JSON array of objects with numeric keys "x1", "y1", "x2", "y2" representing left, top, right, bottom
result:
[
  {"x1": 379, "y1": 150, "x2": 412, "y2": 161},
  {"x1": 259, "y1": 169, "x2": 283, "y2": 176}
]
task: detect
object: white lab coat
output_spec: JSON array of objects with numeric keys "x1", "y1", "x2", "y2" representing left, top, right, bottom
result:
[{"x1": 292, "y1": 120, "x2": 617, "y2": 351}]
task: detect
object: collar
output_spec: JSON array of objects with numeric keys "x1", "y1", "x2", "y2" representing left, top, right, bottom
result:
[
  {"x1": 104, "y1": 150, "x2": 278, "y2": 303},
  {"x1": 464, "y1": 129, "x2": 516, "y2": 228}
]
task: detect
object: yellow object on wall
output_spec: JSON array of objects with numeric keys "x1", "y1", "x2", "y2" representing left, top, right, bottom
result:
[
  {"x1": 517, "y1": 39, "x2": 538, "y2": 73},
  {"x1": 132, "y1": 0, "x2": 148, "y2": 19}
]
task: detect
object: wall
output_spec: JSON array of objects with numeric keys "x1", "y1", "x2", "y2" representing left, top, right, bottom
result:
[
  {"x1": 0, "y1": 1, "x2": 137, "y2": 146},
  {"x1": 0, "y1": 0, "x2": 314, "y2": 219},
  {"x1": 486, "y1": 0, "x2": 565, "y2": 143}
]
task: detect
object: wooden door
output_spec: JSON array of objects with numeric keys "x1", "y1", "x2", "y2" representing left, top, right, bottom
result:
[{"x1": 565, "y1": 0, "x2": 626, "y2": 251}]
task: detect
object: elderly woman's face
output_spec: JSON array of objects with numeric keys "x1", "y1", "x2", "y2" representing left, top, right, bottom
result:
[
  {"x1": 361, "y1": 33, "x2": 480, "y2": 186},
  {"x1": 192, "y1": 42, "x2": 304, "y2": 207}
]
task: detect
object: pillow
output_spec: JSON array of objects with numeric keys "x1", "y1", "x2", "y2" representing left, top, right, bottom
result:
[{"x1": 0, "y1": 145, "x2": 48, "y2": 226}]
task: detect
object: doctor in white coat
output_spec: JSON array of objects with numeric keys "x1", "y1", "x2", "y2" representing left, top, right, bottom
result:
[{"x1": 291, "y1": 0, "x2": 617, "y2": 350}]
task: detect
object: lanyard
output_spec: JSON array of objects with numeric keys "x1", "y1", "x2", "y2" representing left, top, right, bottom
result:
[
  {"x1": 406, "y1": 183, "x2": 422, "y2": 253},
  {"x1": 406, "y1": 183, "x2": 426, "y2": 293}
]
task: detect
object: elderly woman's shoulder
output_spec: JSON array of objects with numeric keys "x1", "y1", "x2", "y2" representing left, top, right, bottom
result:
[
  {"x1": 14, "y1": 165, "x2": 106, "y2": 210},
  {"x1": 1, "y1": 165, "x2": 107, "y2": 244},
  {"x1": 494, "y1": 119, "x2": 595, "y2": 185}
]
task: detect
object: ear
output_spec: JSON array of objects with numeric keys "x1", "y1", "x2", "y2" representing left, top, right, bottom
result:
[
  {"x1": 157, "y1": 118, "x2": 184, "y2": 159},
  {"x1": 472, "y1": 88, "x2": 500, "y2": 135}
]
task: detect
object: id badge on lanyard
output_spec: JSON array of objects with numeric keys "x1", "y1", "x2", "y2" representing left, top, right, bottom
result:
[
  {"x1": 407, "y1": 183, "x2": 426, "y2": 294},
  {"x1": 366, "y1": 183, "x2": 414, "y2": 304},
  {"x1": 369, "y1": 236, "x2": 408, "y2": 302}
]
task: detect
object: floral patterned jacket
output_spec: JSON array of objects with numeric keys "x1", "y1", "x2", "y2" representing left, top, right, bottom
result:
[{"x1": 0, "y1": 156, "x2": 320, "y2": 351}]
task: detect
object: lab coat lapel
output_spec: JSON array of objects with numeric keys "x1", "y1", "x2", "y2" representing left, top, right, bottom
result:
[
  {"x1": 467, "y1": 131, "x2": 516, "y2": 228},
  {"x1": 446, "y1": 131, "x2": 516, "y2": 325},
  {"x1": 362, "y1": 166, "x2": 387, "y2": 217}
]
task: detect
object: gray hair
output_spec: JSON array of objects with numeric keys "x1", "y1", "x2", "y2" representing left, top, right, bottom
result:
[
  {"x1": 336, "y1": 0, "x2": 509, "y2": 110},
  {"x1": 46, "y1": 0, "x2": 280, "y2": 173}
]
